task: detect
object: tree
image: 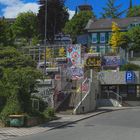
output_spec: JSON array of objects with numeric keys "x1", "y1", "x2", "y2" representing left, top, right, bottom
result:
[
  {"x1": 63, "y1": 11, "x2": 94, "y2": 43},
  {"x1": 0, "y1": 47, "x2": 42, "y2": 122},
  {"x1": 109, "y1": 22, "x2": 121, "y2": 53},
  {"x1": 118, "y1": 32, "x2": 130, "y2": 49},
  {"x1": 127, "y1": 6, "x2": 140, "y2": 17},
  {"x1": 101, "y1": 0, "x2": 125, "y2": 18},
  {"x1": 127, "y1": 26, "x2": 140, "y2": 51},
  {"x1": 0, "y1": 67, "x2": 42, "y2": 121},
  {"x1": 12, "y1": 12, "x2": 39, "y2": 43},
  {"x1": 0, "y1": 47, "x2": 36, "y2": 68},
  {"x1": 59, "y1": 47, "x2": 65, "y2": 57},
  {"x1": 38, "y1": 0, "x2": 69, "y2": 43},
  {"x1": 0, "y1": 19, "x2": 14, "y2": 46}
]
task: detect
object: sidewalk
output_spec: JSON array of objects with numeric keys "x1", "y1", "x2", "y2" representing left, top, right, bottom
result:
[{"x1": 0, "y1": 107, "x2": 134, "y2": 140}]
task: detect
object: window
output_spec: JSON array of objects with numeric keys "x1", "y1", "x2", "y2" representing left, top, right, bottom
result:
[
  {"x1": 100, "y1": 33, "x2": 105, "y2": 43},
  {"x1": 99, "y1": 46, "x2": 105, "y2": 54},
  {"x1": 129, "y1": 23, "x2": 140, "y2": 28},
  {"x1": 92, "y1": 33, "x2": 97, "y2": 43}
]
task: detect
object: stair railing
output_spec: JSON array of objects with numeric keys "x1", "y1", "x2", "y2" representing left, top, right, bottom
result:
[
  {"x1": 106, "y1": 90, "x2": 122, "y2": 105},
  {"x1": 73, "y1": 78, "x2": 92, "y2": 114}
]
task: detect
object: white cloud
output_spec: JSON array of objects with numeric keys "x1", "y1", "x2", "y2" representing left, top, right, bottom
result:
[
  {"x1": 0, "y1": 0, "x2": 39, "y2": 18},
  {"x1": 0, "y1": 1, "x2": 75, "y2": 19},
  {"x1": 68, "y1": 9, "x2": 75, "y2": 19},
  {"x1": 0, "y1": 0, "x2": 21, "y2": 6}
]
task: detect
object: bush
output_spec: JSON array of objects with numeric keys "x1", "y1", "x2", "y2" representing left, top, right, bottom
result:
[
  {"x1": 43, "y1": 108, "x2": 55, "y2": 121},
  {"x1": 120, "y1": 63, "x2": 140, "y2": 71},
  {"x1": 0, "y1": 95, "x2": 22, "y2": 124}
]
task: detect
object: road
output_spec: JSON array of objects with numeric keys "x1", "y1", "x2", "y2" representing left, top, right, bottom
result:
[{"x1": 14, "y1": 108, "x2": 140, "y2": 140}]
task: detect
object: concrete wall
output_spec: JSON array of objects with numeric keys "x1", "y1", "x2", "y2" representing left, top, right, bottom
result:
[
  {"x1": 73, "y1": 70, "x2": 99, "y2": 114},
  {"x1": 32, "y1": 79, "x2": 54, "y2": 107},
  {"x1": 98, "y1": 71, "x2": 140, "y2": 85}
]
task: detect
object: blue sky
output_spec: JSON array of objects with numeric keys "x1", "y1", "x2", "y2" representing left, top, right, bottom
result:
[{"x1": 0, "y1": 0, "x2": 140, "y2": 18}]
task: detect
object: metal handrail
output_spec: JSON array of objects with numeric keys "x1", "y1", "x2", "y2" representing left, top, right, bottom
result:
[
  {"x1": 106, "y1": 90, "x2": 122, "y2": 105},
  {"x1": 73, "y1": 78, "x2": 92, "y2": 114}
]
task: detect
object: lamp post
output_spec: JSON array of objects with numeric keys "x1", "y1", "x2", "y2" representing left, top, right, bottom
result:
[
  {"x1": 37, "y1": 44, "x2": 41, "y2": 64},
  {"x1": 44, "y1": 0, "x2": 47, "y2": 74}
]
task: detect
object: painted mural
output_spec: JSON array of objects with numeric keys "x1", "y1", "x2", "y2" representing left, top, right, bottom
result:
[
  {"x1": 102, "y1": 56, "x2": 121, "y2": 67},
  {"x1": 66, "y1": 44, "x2": 83, "y2": 80},
  {"x1": 67, "y1": 44, "x2": 81, "y2": 67}
]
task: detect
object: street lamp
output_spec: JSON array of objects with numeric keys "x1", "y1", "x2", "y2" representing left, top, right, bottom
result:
[
  {"x1": 37, "y1": 44, "x2": 41, "y2": 64},
  {"x1": 44, "y1": 0, "x2": 47, "y2": 74}
]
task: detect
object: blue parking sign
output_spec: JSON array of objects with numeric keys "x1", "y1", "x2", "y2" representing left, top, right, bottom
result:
[{"x1": 126, "y1": 71, "x2": 135, "y2": 83}]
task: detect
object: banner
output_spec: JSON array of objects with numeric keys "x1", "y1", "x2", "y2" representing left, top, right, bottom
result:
[
  {"x1": 67, "y1": 44, "x2": 81, "y2": 67},
  {"x1": 67, "y1": 66, "x2": 84, "y2": 80},
  {"x1": 84, "y1": 53, "x2": 101, "y2": 67},
  {"x1": 102, "y1": 56, "x2": 120, "y2": 67}
]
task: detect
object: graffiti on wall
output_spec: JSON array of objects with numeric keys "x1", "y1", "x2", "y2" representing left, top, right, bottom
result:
[
  {"x1": 67, "y1": 44, "x2": 81, "y2": 67},
  {"x1": 67, "y1": 45, "x2": 83, "y2": 80},
  {"x1": 84, "y1": 53, "x2": 101, "y2": 68},
  {"x1": 102, "y1": 56, "x2": 120, "y2": 67},
  {"x1": 67, "y1": 66, "x2": 84, "y2": 80}
]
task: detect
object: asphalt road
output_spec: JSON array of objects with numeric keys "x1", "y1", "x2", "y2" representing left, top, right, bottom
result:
[{"x1": 14, "y1": 108, "x2": 140, "y2": 140}]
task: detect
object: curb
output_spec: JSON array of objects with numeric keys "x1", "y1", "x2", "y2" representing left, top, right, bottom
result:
[
  {"x1": 8, "y1": 107, "x2": 137, "y2": 140},
  {"x1": 46, "y1": 107, "x2": 134, "y2": 131},
  {"x1": 47, "y1": 110, "x2": 107, "y2": 131}
]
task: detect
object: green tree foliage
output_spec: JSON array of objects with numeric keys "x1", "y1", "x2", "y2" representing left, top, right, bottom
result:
[
  {"x1": 128, "y1": 26, "x2": 140, "y2": 51},
  {"x1": 0, "y1": 47, "x2": 42, "y2": 123},
  {"x1": 38, "y1": 0, "x2": 69, "y2": 43},
  {"x1": 63, "y1": 11, "x2": 94, "y2": 42},
  {"x1": 12, "y1": 12, "x2": 39, "y2": 43},
  {"x1": 120, "y1": 63, "x2": 140, "y2": 71},
  {"x1": 113, "y1": 26, "x2": 140, "y2": 51},
  {"x1": 118, "y1": 32, "x2": 130, "y2": 49},
  {"x1": 0, "y1": 85, "x2": 22, "y2": 122},
  {"x1": 0, "y1": 47, "x2": 36, "y2": 68},
  {"x1": 115, "y1": 26, "x2": 140, "y2": 51},
  {"x1": 127, "y1": 6, "x2": 140, "y2": 17},
  {"x1": 0, "y1": 67, "x2": 42, "y2": 122},
  {"x1": 101, "y1": 0, "x2": 125, "y2": 18},
  {"x1": 0, "y1": 19, "x2": 14, "y2": 46}
]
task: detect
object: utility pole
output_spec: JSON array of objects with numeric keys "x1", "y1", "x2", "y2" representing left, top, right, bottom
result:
[{"x1": 44, "y1": 0, "x2": 47, "y2": 74}]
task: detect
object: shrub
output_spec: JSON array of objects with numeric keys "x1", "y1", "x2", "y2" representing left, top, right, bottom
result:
[
  {"x1": 43, "y1": 108, "x2": 55, "y2": 121},
  {"x1": 120, "y1": 63, "x2": 140, "y2": 71},
  {"x1": 0, "y1": 94, "x2": 22, "y2": 124}
]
